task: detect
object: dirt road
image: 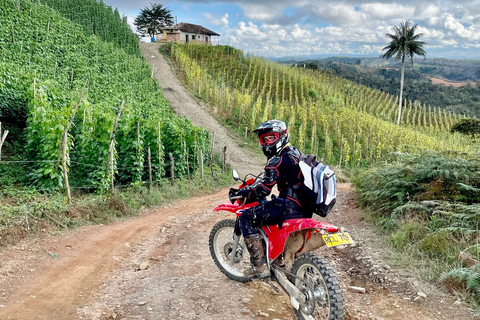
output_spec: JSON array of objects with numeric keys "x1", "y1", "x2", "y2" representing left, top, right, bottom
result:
[
  {"x1": 0, "y1": 185, "x2": 475, "y2": 320},
  {"x1": 0, "y1": 43, "x2": 476, "y2": 320}
]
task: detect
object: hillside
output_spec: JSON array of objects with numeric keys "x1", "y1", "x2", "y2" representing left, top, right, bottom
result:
[
  {"x1": 291, "y1": 58, "x2": 480, "y2": 117},
  {"x1": 301, "y1": 56, "x2": 480, "y2": 82},
  {"x1": 170, "y1": 44, "x2": 476, "y2": 168},
  {"x1": 0, "y1": 0, "x2": 210, "y2": 192}
]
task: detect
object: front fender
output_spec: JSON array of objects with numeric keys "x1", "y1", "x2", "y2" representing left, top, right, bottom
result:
[
  {"x1": 213, "y1": 203, "x2": 239, "y2": 213},
  {"x1": 213, "y1": 202, "x2": 259, "y2": 216}
]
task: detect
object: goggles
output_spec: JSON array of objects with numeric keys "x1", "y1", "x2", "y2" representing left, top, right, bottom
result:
[{"x1": 258, "y1": 131, "x2": 284, "y2": 146}]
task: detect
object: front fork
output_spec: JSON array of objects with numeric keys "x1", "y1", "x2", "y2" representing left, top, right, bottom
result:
[
  {"x1": 228, "y1": 218, "x2": 270, "y2": 267},
  {"x1": 228, "y1": 218, "x2": 243, "y2": 266}
]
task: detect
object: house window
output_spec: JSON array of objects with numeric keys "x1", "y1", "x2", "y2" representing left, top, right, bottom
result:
[
  {"x1": 206, "y1": 36, "x2": 208, "y2": 42},
  {"x1": 192, "y1": 35, "x2": 196, "y2": 40}
]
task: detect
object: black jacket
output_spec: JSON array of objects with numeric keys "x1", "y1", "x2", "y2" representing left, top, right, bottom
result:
[{"x1": 242, "y1": 145, "x2": 304, "y2": 207}]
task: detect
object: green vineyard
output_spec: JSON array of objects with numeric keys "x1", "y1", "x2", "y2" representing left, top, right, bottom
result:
[
  {"x1": 171, "y1": 43, "x2": 475, "y2": 166},
  {"x1": 0, "y1": 0, "x2": 211, "y2": 192}
]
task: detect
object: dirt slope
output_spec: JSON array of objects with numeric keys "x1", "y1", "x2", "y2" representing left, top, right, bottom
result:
[
  {"x1": 140, "y1": 43, "x2": 264, "y2": 175},
  {"x1": 0, "y1": 43, "x2": 477, "y2": 320}
]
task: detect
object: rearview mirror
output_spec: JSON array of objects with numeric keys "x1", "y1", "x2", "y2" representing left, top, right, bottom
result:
[{"x1": 232, "y1": 169, "x2": 240, "y2": 181}]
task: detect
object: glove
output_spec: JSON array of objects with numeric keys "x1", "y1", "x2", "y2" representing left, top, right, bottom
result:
[
  {"x1": 229, "y1": 187, "x2": 249, "y2": 204},
  {"x1": 229, "y1": 188, "x2": 240, "y2": 204}
]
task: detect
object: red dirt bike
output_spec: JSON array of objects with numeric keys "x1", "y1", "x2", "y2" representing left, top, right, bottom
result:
[{"x1": 209, "y1": 170, "x2": 354, "y2": 320}]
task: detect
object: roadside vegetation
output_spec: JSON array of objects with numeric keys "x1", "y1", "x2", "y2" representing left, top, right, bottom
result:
[{"x1": 353, "y1": 152, "x2": 480, "y2": 310}]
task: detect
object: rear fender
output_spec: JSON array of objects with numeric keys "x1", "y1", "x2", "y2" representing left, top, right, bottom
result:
[{"x1": 263, "y1": 219, "x2": 340, "y2": 261}]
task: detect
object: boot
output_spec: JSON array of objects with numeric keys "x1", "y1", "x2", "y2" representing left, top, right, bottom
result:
[{"x1": 243, "y1": 234, "x2": 270, "y2": 278}]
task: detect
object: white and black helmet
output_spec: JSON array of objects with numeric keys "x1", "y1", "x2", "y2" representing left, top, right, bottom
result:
[{"x1": 253, "y1": 120, "x2": 289, "y2": 158}]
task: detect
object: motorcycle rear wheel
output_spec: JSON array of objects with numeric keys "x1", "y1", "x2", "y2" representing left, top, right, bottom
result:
[
  {"x1": 290, "y1": 253, "x2": 345, "y2": 320},
  {"x1": 209, "y1": 219, "x2": 252, "y2": 283}
]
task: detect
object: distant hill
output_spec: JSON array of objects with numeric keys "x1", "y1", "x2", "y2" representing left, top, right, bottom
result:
[
  {"x1": 283, "y1": 56, "x2": 480, "y2": 82},
  {"x1": 281, "y1": 57, "x2": 480, "y2": 117}
]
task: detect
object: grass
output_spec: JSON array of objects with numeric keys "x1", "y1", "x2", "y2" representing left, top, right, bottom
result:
[{"x1": 358, "y1": 209, "x2": 457, "y2": 282}]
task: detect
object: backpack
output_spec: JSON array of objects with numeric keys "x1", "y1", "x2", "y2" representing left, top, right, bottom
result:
[{"x1": 297, "y1": 154, "x2": 336, "y2": 217}]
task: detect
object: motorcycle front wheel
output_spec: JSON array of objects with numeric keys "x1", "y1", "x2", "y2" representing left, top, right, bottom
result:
[
  {"x1": 290, "y1": 253, "x2": 345, "y2": 320},
  {"x1": 209, "y1": 219, "x2": 252, "y2": 283}
]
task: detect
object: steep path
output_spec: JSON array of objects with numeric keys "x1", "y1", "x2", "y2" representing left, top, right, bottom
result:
[{"x1": 140, "y1": 43, "x2": 264, "y2": 175}]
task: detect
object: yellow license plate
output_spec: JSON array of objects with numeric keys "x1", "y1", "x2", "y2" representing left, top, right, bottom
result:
[{"x1": 322, "y1": 232, "x2": 353, "y2": 247}]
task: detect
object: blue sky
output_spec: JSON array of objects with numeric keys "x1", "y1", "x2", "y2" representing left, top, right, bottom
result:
[{"x1": 103, "y1": 0, "x2": 480, "y2": 59}]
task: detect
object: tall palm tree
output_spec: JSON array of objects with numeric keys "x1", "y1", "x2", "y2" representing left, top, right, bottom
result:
[{"x1": 382, "y1": 21, "x2": 427, "y2": 125}]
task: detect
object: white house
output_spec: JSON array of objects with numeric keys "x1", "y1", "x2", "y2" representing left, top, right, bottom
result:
[{"x1": 158, "y1": 22, "x2": 220, "y2": 45}]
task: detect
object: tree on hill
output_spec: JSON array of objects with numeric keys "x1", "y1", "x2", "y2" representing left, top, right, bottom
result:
[
  {"x1": 382, "y1": 20, "x2": 427, "y2": 125},
  {"x1": 134, "y1": 2, "x2": 173, "y2": 38},
  {"x1": 451, "y1": 118, "x2": 480, "y2": 138}
]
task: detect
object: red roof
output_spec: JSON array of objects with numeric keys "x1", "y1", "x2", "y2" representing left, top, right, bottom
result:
[{"x1": 162, "y1": 23, "x2": 220, "y2": 36}]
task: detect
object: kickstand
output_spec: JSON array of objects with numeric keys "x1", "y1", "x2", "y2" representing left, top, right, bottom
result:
[{"x1": 263, "y1": 277, "x2": 280, "y2": 294}]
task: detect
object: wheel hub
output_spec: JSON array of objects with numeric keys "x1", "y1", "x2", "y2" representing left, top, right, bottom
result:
[
  {"x1": 298, "y1": 280, "x2": 316, "y2": 315},
  {"x1": 298, "y1": 275, "x2": 329, "y2": 315},
  {"x1": 223, "y1": 242, "x2": 243, "y2": 263}
]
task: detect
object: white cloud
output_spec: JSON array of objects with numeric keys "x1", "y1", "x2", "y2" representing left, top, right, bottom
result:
[
  {"x1": 413, "y1": 3, "x2": 440, "y2": 20},
  {"x1": 238, "y1": 2, "x2": 293, "y2": 24},
  {"x1": 310, "y1": 3, "x2": 369, "y2": 26},
  {"x1": 428, "y1": 13, "x2": 480, "y2": 41},
  {"x1": 315, "y1": 26, "x2": 379, "y2": 43},
  {"x1": 221, "y1": 13, "x2": 229, "y2": 26},
  {"x1": 361, "y1": 3, "x2": 413, "y2": 20},
  {"x1": 202, "y1": 12, "x2": 229, "y2": 27}
]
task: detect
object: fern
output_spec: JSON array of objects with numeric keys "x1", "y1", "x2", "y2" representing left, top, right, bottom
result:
[{"x1": 442, "y1": 267, "x2": 480, "y2": 298}]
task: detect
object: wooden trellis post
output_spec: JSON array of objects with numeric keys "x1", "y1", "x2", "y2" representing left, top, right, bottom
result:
[
  {"x1": 158, "y1": 122, "x2": 163, "y2": 180},
  {"x1": 148, "y1": 147, "x2": 152, "y2": 189},
  {"x1": 186, "y1": 149, "x2": 190, "y2": 179},
  {"x1": 210, "y1": 132, "x2": 215, "y2": 177},
  {"x1": 199, "y1": 149, "x2": 204, "y2": 178},
  {"x1": 169, "y1": 153, "x2": 174, "y2": 185},
  {"x1": 222, "y1": 146, "x2": 227, "y2": 173},
  {"x1": 193, "y1": 131, "x2": 197, "y2": 171},
  {"x1": 58, "y1": 80, "x2": 88, "y2": 204},
  {"x1": 107, "y1": 100, "x2": 125, "y2": 193},
  {"x1": 0, "y1": 122, "x2": 9, "y2": 161}
]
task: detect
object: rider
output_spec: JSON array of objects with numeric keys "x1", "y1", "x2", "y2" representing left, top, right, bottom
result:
[{"x1": 231, "y1": 119, "x2": 311, "y2": 278}]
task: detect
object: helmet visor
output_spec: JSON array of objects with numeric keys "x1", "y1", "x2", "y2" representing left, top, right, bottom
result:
[{"x1": 258, "y1": 132, "x2": 280, "y2": 146}]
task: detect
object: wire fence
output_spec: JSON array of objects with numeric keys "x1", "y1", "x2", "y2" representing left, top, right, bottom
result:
[{"x1": 0, "y1": 146, "x2": 229, "y2": 195}]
